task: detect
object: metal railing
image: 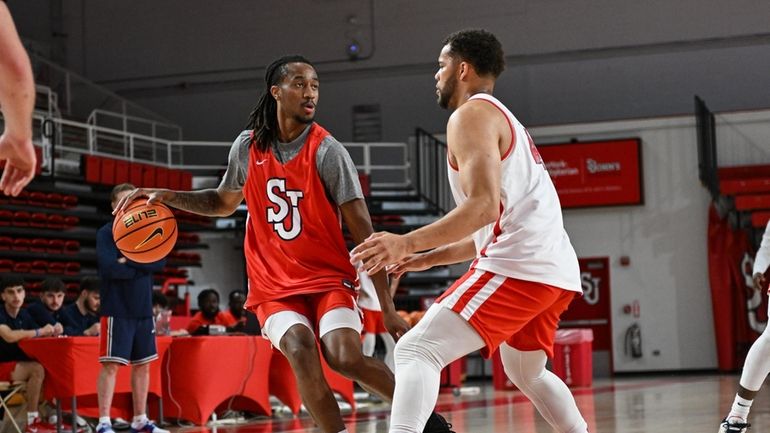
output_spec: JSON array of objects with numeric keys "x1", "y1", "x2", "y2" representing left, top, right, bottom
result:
[
  {"x1": 343, "y1": 142, "x2": 410, "y2": 188},
  {"x1": 695, "y1": 95, "x2": 719, "y2": 199},
  {"x1": 413, "y1": 128, "x2": 453, "y2": 214},
  {"x1": 87, "y1": 109, "x2": 183, "y2": 142}
]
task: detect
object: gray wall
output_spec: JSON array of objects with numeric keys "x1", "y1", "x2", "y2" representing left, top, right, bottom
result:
[{"x1": 9, "y1": 0, "x2": 770, "y2": 141}]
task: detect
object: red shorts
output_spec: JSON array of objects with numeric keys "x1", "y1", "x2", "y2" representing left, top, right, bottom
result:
[
  {"x1": 252, "y1": 289, "x2": 357, "y2": 330},
  {"x1": 0, "y1": 362, "x2": 16, "y2": 381},
  {"x1": 361, "y1": 308, "x2": 386, "y2": 334},
  {"x1": 436, "y1": 269, "x2": 576, "y2": 359}
]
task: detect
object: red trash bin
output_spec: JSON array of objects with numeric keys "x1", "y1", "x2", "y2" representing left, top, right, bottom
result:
[{"x1": 552, "y1": 328, "x2": 593, "y2": 387}]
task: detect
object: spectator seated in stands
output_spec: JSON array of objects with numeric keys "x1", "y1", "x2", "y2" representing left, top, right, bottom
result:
[
  {"x1": 220, "y1": 289, "x2": 260, "y2": 335},
  {"x1": 151, "y1": 291, "x2": 187, "y2": 337},
  {"x1": 60, "y1": 277, "x2": 100, "y2": 336},
  {"x1": 0, "y1": 275, "x2": 57, "y2": 432},
  {"x1": 187, "y1": 288, "x2": 237, "y2": 335},
  {"x1": 26, "y1": 277, "x2": 66, "y2": 335}
]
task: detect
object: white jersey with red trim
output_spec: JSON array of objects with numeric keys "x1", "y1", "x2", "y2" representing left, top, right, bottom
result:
[{"x1": 447, "y1": 93, "x2": 581, "y2": 293}]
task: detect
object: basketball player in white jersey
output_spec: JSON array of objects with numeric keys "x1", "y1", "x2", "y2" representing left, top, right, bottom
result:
[
  {"x1": 352, "y1": 29, "x2": 588, "y2": 433},
  {"x1": 719, "y1": 220, "x2": 770, "y2": 433}
]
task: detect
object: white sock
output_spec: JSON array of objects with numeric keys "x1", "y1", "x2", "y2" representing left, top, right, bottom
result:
[
  {"x1": 98, "y1": 416, "x2": 111, "y2": 426},
  {"x1": 500, "y1": 345, "x2": 588, "y2": 433},
  {"x1": 739, "y1": 330, "x2": 770, "y2": 390},
  {"x1": 27, "y1": 411, "x2": 39, "y2": 424},
  {"x1": 728, "y1": 395, "x2": 753, "y2": 422},
  {"x1": 131, "y1": 414, "x2": 148, "y2": 428}
]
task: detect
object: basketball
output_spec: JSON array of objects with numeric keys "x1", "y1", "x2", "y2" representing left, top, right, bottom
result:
[{"x1": 112, "y1": 199, "x2": 178, "y2": 263}]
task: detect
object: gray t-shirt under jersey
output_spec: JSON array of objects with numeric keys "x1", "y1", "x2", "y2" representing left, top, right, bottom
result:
[{"x1": 219, "y1": 125, "x2": 363, "y2": 206}]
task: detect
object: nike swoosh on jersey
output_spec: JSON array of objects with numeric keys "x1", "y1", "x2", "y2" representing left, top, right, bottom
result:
[
  {"x1": 255, "y1": 159, "x2": 268, "y2": 165},
  {"x1": 135, "y1": 227, "x2": 164, "y2": 249}
]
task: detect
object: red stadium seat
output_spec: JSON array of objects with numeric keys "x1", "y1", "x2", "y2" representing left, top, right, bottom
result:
[
  {"x1": 62, "y1": 195, "x2": 78, "y2": 208},
  {"x1": 12, "y1": 238, "x2": 30, "y2": 251},
  {"x1": 13, "y1": 262, "x2": 31, "y2": 273},
  {"x1": 65, "y1": 282, "x2": 79, "y2": 292},
  {"x1": 32, "y1": 260, "x2": 49, "y2": 274},
  {"x1": 0, "y1": 259, "x2": 13, "y2": 272},
  {"x1": 12, "y1": 211, "x2": 31, "y2": 227},
  {"x1": 44, "y1": 193, "x2": 63, "y2": 208},
  {"x1": 64, "y1": 262, "x2": 80, "y2": 275},
  {"x1": 30, "y1": 238, "x2": 48, "y2": 253},
  {"x1": 30, "y1": 212, "x2": 47, "y2": 228},
  {"x1": 0, "y1": 237, "x2": 11, "y2": 250},
  {"x1": 47, "y1": 214, "x2": 64, "y2": 229},
  {"x1": 64, "y1": 240, "x2": 80, "y2": 254},
  {"x1": 46, "y1": 261, "x2": 65, "y2": 274},
  {"x1": 29, "y1": 191, "x2": 47, "y2": 207},
  {"x1": 0, "y1": 210, "x2": 11, "y2": 226},
  {"x1": 10, "y1": 190, "x2": 29, "y2": 205},
  {"x1": 64, "y1": 216, "x2": 80, "y2": 227},
  {"x1": 47, "y1": 239, "x2": 64, "y2": 254}
]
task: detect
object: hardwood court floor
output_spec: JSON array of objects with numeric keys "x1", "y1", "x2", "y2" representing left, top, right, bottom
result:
[{"x1": 164, "y1": 374, "x2": 763, "y2": 433}]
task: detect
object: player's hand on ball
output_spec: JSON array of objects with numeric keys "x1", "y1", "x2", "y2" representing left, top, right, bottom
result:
[
  {"x1": 350, "y1": 232, "x2": 410, "y2": 276},
  {"x1": 112, "y1": 188, "x2": 175, "y2": 215},
  {"x1": 389, "y1": 253, "x2": 433, "y2": 279},
  {"x1": 383, "y1": 310, "x2": 410, "y2": 341},
  {"x1": 753, "y1": 272, "x2": 767, "y2": 292}
]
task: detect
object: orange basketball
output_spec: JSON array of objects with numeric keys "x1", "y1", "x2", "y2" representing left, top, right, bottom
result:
[{"x1": 112, "y1": 199, "x2": 178, "y2": 263}]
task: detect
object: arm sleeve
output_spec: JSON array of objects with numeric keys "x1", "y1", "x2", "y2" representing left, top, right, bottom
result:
[
  {"x1": 218, "y1": 131, "x2": 251, "y2": 192},
  {"x1": 96, "y1": 226, "x2": 137, "y2": 280},
  {"x1": 754, "y1": 221, "x2": 770, "y2": 274},
  {"x1": 316, "y1": 137, "x2": 364, "y2": 206}
]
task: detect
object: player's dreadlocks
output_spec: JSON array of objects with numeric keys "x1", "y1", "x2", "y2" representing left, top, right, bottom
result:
[{"x1": 245, "y1": 55, "x2": 315, "y2": 151}]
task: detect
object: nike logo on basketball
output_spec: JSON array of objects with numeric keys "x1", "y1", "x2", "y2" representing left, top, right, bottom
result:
[
  {"x1": 135, "y1": 227, "x2": 164, "y2": 249},
  {"x1": 256, "y1": 159, "x2": 267, "y2": 166}
]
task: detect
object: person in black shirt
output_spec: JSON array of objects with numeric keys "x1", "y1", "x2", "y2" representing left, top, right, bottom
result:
[
  {"x1": 0, "y1": 275, "x2": 55, "y2": 431},
  {"x1": 61, "y1": 276, "x2": 100, "y2": 337},
  {"x1": 26, "y1": 277, "x2": 66, "y2": 335}
]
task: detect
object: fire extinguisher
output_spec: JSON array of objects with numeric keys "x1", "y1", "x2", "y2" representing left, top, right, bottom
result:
[{"x1": 625, "y1": 323, "x2": 642, "y2": 358}]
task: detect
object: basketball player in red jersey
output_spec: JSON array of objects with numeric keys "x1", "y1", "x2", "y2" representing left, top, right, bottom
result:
[
  {"x1": 352, "y1": 30, "x2": 589, "y2": 433},
  {"x1": 114, "y1": 55, "x2": 452, "y2": 433}
]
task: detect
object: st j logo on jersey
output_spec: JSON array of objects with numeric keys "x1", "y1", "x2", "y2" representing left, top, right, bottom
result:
[{"x1": 266, "y1": 178, "x2": 304, "y2": 240}]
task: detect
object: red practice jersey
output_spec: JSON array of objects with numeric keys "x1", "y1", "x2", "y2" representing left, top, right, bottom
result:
[{"x1": 242, "y1": 124, "x2": 358, "y2": 309}]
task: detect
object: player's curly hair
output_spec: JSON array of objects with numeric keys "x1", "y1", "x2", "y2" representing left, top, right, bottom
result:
[
  {"x1": 443, "y1": 29, "x2": 505, "y2": 78},
  {"x1": 245, "y1": 55, "x2": 315, "y2": 152}
]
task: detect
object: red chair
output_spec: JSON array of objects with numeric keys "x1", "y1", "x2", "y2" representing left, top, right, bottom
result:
[
  {"x1": 9, "y1": 190, "x2": 29, "y2": 205},
  {"x1": 29, "y1": 191, "x2": 47, "y2": 207},
  {"x1": 30, "y1": 213, "x2": 47, "y2": 228},
  {"x1": 101, "y1": 158, "x2": 116, "y2": 185},
  {"x1": 31, "y1": 260, "x2": 49, "y2": 274},
  {"x1": 31, "y1": 239, "x2": 48, "y2": 253},
  {"x1": 12, "y1": 211, "x2": 31, "y2": 227},
  {"x1": 64, "y1": 216, "x2": 80, "y2": 227},
  {"x1": 46, "y1": 261, "x2": 65, "y2": 274},
  {"x1": 115, "y1": 160, "x2": 130, "y2": 184},
  {"x1": 12, "y1": 238, "x2": 30, "y2": 251},
  {"x1": 0, "y1": 236, "x2": 11, "y2": 250},
  {"x1": 47, "y1": 239, "x2": 64, "y2": 254},
  {"x1": 0, "y1": 210, "x2": 11, "y2": 226},
  {"x1": 44, "y1": 193, "x2": 63, "y2": 208},
  {"x1": 13, "y1": 262, "x2": 31, "y2": 273},
  {"x1": 47, "y1": 214, "x2": 64, "y2": 229},
  {"x1": 65, "y1": 262, "x2": 80, "y2": 275},
  {"x1": 129, "y1": 163, "x2": 144, "y2": 186},
  {"x1": 64, "y1": 240, "x2": 80, "y2": 254},
  {"x1": 84, "y1": 155, "x2": 101, "y2": 184},
  {"x1": 0, "y1": 259, "x2": 13, "y2": 272},
  {"x1": 142, "y1": 165, "x2": 156, "y2": 188},
  {"x1": 62, "y1": 195, "x2": 78, "y2": 208}
]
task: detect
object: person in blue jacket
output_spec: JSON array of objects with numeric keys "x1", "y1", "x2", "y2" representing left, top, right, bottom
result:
[
  {"x1": 60, "y1": 276, "x2": 100, "y2": 336},
  {"x1": 95, "y1": 183, "x2": 167, "y2": 433},
  {"x1": 27, "y1": 277, "x2": 67, "y2": 335}
]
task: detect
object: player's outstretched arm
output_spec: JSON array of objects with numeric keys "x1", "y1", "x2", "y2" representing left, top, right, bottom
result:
[
  {"x1": 0, "y1": 2, "x2": 36, "y2": 196},
  {"x1": 389, "y1": 237, "x2": 476, "y2": 278},
  {"x1": 112, "y1": 187, "x2": 243, "y2": 217}
]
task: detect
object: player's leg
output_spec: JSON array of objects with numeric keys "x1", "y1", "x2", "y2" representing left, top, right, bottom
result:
[
  {"x1": 261, "y1": 299, "x2": 346, "y2": 433},
  {"x1": 97, "y1": 316, "x2": 130, "y2": 433},
  {"x1": 719, "y1": 300, "x2": 770, "y2": 432},
  {"x1": 10, "y1": 361, "x2": 44, "y2": 427},
  {"x1": 502, "y1": 289, "x2": 587, "y2": 433},
  {"x1": 128, "y1": 317, "x2": 164, "y2": 433},
  {"x1": 389, "y1": 304, "x2": 484, "y2": 433}
]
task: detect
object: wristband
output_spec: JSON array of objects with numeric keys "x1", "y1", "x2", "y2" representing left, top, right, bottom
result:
[{"x1": 35, "y1": 328, "x2": 40, "y2": 337}]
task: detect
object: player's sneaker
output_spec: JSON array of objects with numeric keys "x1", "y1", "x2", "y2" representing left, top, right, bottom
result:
[
  {"x1": 424, "y1": 412, "x2": 455, "y2": 433},
  {"x1": 129, "y1": 421, "x2": 169, "y2": 433},
  {"x1": 24, "y1": 418, "x2": 56, "y2": 433},
  {"x1": 96, "y1": 423, "x2": 116, "y2": 433},
  {"x1": 719, "y1": 418, "x2": 750, "y2": 433}
]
